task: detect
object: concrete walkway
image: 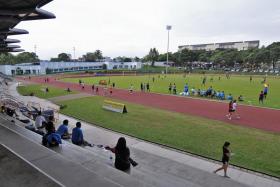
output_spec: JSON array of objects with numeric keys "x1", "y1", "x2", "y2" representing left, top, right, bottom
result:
[
  {"x1": 8, "y1": 81, "x2": 280, "y2": 187},
  {"x1": 48, "y1": 93, "x2": 92, "y2": 103}
]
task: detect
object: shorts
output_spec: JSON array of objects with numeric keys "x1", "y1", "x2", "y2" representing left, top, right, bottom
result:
[
  {"x1": 222, "y1": 157, "x2": 229, "y2": 164},
  {"x1": 264, "y1": 92, "x2": 267, "y2": 96},
  {"x1": 229, "y1": 109, "x2": 235, "y2": 113}
]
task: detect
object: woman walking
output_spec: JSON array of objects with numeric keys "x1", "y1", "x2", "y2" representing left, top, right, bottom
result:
[{"x1": 214, "y1": 142, "x2": 231, "y2": 178}]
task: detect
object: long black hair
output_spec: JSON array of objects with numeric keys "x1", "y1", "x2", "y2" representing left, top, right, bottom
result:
[
  {"x1": 223, "y1": 141, "x2": 230, "y2": 147},
  {"x1": 115, "y1": 137, "x2": 127, "y2": 152}
]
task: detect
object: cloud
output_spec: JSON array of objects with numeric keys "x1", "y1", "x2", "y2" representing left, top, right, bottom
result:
[{"x1": 14, "y1": 0, "x2": 280, "y2": 59}]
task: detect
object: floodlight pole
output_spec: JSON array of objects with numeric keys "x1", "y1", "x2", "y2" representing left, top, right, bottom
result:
[
  {"x1": 73, "y1": 47, "x2": 76, "y2": 61},
  {"x1": 166, "y1": 25, "x2": 172, "y2": 74},
  {"x1": 34, "y1": 45, "x2": 37, "y2": 54}
]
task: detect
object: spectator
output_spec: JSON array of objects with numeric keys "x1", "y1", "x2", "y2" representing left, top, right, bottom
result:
[
  {"x1": 220, "y1": 91, "x2": 225, "y2": 100},
  {"x1": 227, "y1": 94, "x2": 233, "y2": 101},
  {"x1": 34, "y1": 111, "x2": 46, "y2": 134},
  {"x1": 56, "y1": 119, "x2": 71, "y2": 139},
  {"x1": 72, "y1": 122, "x2": 92, "y2": 147},
  {"x1": 238, "y1": 95, "x2": 244, "y2": 102},
  {"x1": 42, "y1": 121, "x2": 59, "y2": 147},
  {"x1": 214, "y1": 142, "x2": 232, "y2": 178},
  {"x1": 1, "y1": 105, "x2": 5, "y2": 113},
  {"x1": 105, "y1": 137, "x2": 137, "y2": 173},
  {"x1": 184, "y1": 84, "x2": 189, "y2": 93}
]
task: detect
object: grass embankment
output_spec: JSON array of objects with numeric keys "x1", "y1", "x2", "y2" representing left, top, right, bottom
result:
[
  {"x1": 58, "y1": 96, "x2": 280, "y2": 177},
  {"x1": 61, "y1": 74, "x2": 280, "y2": 109},
  {"x1": 17, "y1": 84, "x2": 78, "y2": 99}
]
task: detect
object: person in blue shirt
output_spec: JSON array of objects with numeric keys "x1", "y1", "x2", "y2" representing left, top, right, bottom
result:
[
  {"x1": 57, "y1": 119, "x2": 71, "y2": 139},
  {"x1": 263, "y1": 85, "x2": 269, "y2": 99},
  {"x1": 72, "y1": 122, "x2": 92, "y2": 147},
  {"x1": 184, "y1": 84, "x2": 189, "y2": 93},
  {"x1": 227, "y1": 94, "x2": 233, "y2": 101},
  {"x1": 220, "y1": 91, "x2": 225, "y2": 100}
]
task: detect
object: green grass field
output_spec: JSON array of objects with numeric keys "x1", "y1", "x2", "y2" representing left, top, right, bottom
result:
[
  {"x1": 61, "y1": 74, "x2": 280, "y2": 109},
  {"x1": 58, "y1": 96, "x2": 280, "y2": 177},
  {"x1": 17, "y1": 84, "x2": 78, "y2": 99}
]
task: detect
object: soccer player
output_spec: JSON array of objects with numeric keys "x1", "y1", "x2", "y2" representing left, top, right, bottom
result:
[{"x1": 259, "y1": 91, "x2": 264, "y2": 104}]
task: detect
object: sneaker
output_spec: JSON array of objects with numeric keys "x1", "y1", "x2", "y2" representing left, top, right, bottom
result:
[
  {"x1": 224, "y1": 175, "x2": 230, "y2": 178},
  {"x1": 228, "y1": 117, "x2": 231, "y2": 120}
]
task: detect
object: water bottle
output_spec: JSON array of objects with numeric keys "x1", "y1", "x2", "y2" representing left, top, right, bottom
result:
[{"x1": 108, "y1": 154, "x2": 114, "y2": 166}]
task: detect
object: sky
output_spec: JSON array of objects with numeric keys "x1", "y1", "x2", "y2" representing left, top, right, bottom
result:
[{"x1": 13, "y1": 0, "x2": 280, "y2": 60}]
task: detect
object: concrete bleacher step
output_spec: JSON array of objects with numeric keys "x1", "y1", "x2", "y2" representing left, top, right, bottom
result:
[
  {"x1": 0, "y1": 114, "x2": 253, "y2": 187},
  {"x1": 0, "y1": 114, "x2": 151, "y2": 187}
]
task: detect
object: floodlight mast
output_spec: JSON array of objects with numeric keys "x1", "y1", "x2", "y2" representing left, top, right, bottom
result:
[{"x1": 166, "y1": 25, "x2": 172, "y2": 74}]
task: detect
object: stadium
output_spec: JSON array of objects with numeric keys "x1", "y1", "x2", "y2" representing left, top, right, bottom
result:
[{"x1": 0, "y1": 0, "x2": 280, "y2": 187}]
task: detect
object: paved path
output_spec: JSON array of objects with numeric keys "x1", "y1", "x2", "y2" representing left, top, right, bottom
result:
[
  {"x1": 9, "y1": 81, "x2": 280, "y2": 187},
  {"x1": 19, "y1": 76, "x2": 280, "y2": 132}
]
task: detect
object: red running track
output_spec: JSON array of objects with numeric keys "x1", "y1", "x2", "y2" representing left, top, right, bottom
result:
[{"x1": 19, "y1": 76, "x2": 280, "y2": 133}]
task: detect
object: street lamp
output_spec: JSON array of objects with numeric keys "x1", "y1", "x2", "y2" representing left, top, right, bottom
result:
[{"x1": 166, "y1": 25, "x2": 172, "y2": 74}]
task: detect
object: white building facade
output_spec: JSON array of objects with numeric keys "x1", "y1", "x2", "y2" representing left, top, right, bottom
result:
[
  {"x1": 0, "y1": 61, "x2": 142, "y2": 76},
  {"x1": 179, "y1": 40, "x2": 259, "y2": 51}
]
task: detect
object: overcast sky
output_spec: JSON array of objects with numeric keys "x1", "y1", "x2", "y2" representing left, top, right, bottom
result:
[{"x1": 14, "y1": 0, "x2": 280, "y2": 60}]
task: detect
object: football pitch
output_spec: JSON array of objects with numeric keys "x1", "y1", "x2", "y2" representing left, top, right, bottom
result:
[{"x1": 61, "y1": 74, "x2": 280, "y2": 109}]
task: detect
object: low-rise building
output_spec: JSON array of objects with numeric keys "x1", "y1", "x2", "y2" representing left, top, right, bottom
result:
[
  {"x1": 179, "y1": 40, "x2": 259, "y2": 51},
  {"x1": 0, "y1": 61, "x2": 142, "y2": 75}
]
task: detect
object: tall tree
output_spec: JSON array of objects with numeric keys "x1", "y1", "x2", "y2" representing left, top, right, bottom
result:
[
  {"x1": 51, "y1": 53, "x2": 71, "y2": 62},
  {"x1": 83, "y1": 52, "x2": 96, "y2": 62},
  {"x1": 16, "y1": 52, "x2": 39, "y2": 63},
  {"x1": 94, "y1": 50, "x2": 103, "y2": 61},
  {"x1": 147, "y1": 48, "x2": 159, "y2": 66},
  {"x1": 0, "y1": 53, "x2": 16, "y2": 65},
  {"x1": 267, "y1": 42, "x2": 280, "y2": 69}
]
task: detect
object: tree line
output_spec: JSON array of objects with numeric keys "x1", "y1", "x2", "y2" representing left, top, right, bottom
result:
[
  {"x1": 144, "y1": 42, "x2": 280, "y2": 69},
  {"x1": 1, "y1": 42, "x2": 279, "y2": 69}
]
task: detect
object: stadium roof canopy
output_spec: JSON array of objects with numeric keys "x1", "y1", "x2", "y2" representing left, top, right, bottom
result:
[{"x1": 0, "y1": 0, "x2": 55, "y2": 52}]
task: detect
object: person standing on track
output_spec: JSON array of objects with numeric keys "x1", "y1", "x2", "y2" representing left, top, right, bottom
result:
[
  {"x1": 92, "y1": 84, "x2": 95, "y2": 93},
  {"x1": 96, "y1": 86, "x2": 99, "y2": 95},
  {"x1": 226, "y1": 100, "x2": 234, "y2": 120},
  {"x1": 109, "y1": 85, "x2": 113, "y2": 96},
  {"x1": 129, "y1": 84, "x2": 134, "y2": 94},
  {"x1": 232, "y1": 100, "x2": 240, "y2": 119},
  {"x1": 214, "y1": 141, "x2": 232, "y2": 178}
]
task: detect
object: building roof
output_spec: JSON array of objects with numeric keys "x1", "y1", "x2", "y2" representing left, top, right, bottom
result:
[{"x1": 0, "y1": 0, "x2": 55, "y2": 52}]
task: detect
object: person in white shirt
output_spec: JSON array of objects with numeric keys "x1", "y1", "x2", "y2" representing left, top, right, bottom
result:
[
  {"x1": 231, "y1": 100, "x2": 240, "y2": 119},
  {"x1": 35, "y1": 111, "x2": 46, "y2": 133}
]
